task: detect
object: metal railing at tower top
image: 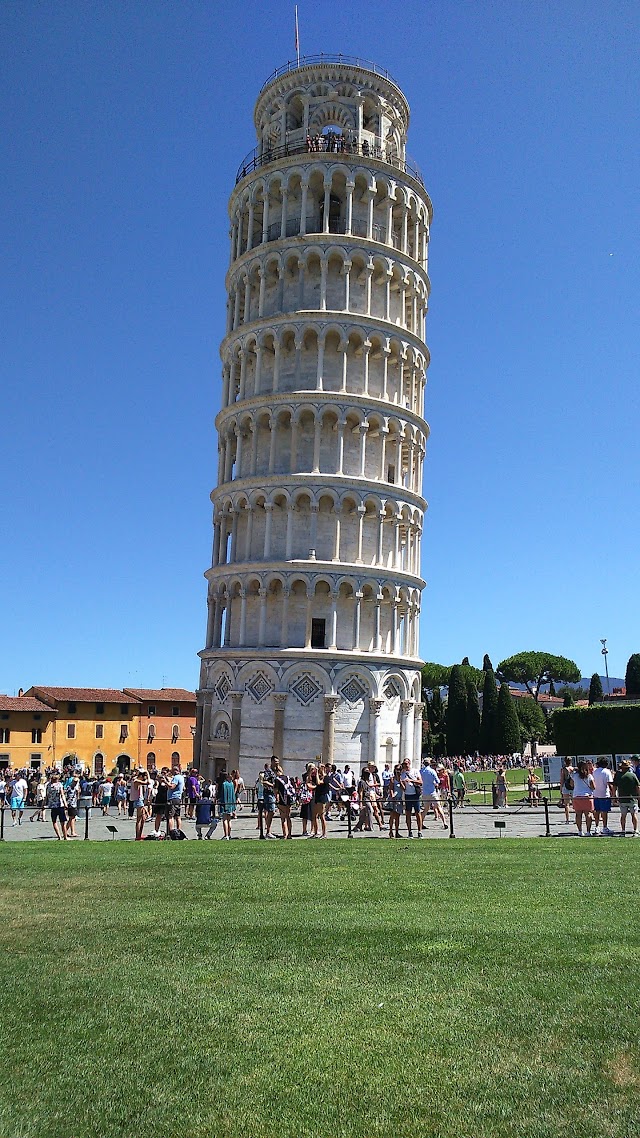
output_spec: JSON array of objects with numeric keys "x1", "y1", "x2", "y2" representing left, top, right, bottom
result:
[
  {"x1": 260, "y1": 54, "x2": 403, "y2": 93},
  {"x1": 235, "y1": 136, "x2": 424, "y2": 187}
]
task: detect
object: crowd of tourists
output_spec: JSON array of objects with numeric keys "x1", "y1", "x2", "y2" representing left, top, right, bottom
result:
[{"x1": 1, "y1": 753, "x2": 638, "y2": 840}]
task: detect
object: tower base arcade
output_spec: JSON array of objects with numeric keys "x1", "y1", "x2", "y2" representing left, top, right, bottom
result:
[{"x1": 197, "y1": 653, "x2": 423, "y2": 784}]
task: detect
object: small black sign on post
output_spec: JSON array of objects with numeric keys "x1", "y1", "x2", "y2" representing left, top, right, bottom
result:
[
  {"x1": 106, "y1": 825, "x2": 118, "y2": 840},
  {"x1": 494, "y1": 819, "x2": 506, "y2": 838}
]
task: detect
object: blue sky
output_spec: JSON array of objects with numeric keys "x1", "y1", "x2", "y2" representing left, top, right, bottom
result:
[{"x1": 2, "y1": 0, "x2": 638, "y2": 692}]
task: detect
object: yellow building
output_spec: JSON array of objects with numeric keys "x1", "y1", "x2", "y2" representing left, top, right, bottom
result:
[
  {"x1": 19, "y1": 686, "x2": 196, "y2": 775},
  {"x1": 0, "y1": 695, "x2": 57, "y2": 772}
]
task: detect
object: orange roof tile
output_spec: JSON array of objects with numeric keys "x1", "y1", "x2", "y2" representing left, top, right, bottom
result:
[
  {"x1": 123, "y1": 688, "x2": 196, "y2": 702},
  {"x1": 0, "y1": 695, "x2": 57, "y2": 713},
  {"x1": 28, "y1": 687, "x2": 141, "y2": 704}
]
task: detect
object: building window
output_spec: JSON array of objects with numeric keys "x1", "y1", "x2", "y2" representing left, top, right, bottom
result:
[
  {"x1": 172, "y1": 706, "x2": 180, "y2": 716},
  {"x1": 94, "y1": 753, "x2": 104, "y2": 775},
  {"x1": 119, "y1": 724, "x2": 128, "y2": 744},
  {"x1": 31, "y1": 729, "x2": 42, "y2": 744},
  {"x1": 146, "y1": 752, "x2": 156, "y2": 769},
  {"x1": 171, "y1": 751, "x2": 180, "y2": 765},
  {"x1": 0, "y1": 755, "x2": 9, "y2": 769},
  {"x1": 95, "y1": 724, "x2": 104, "y2": 739},
  {"x1": 96, "y1": 703, "x2": 104, "y2": 715},
  {"x1": 33, "y1": 713, "x2": 41, "y2": 721},
  {"x1": 68, "y1": 702, "x2": 77, "y2": 714},
  {"x1": 171, "y1": 725, "x2": 180, "y2": 744},
  {"x1": 67, "y1": 724, "x2": 76, "y2": 740},
  {"x1": 30, "y1": 755, "x2": 42, "y2": 769},
  {"x1": 120, "y1": 704, "x2": 129, "y2": 715},
  {"x1": 148, "y1": 705, "x2": 156, "y2": 717},
  {"x1": 147, "y1": 723, "x2": 156, "y2": 744},
  {"x1": 0, "y1": 729, "x2": 10, "y2": 745},
  {"x1": 311, "y1": 619, "x2": 326, "y2": 649},
  {"x1": 387, "y1": 465, "x2": 396, "y2": 484}
]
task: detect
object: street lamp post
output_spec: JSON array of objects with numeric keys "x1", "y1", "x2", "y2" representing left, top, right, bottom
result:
[{"x1": 600, "y1": 639, "x2": 610, "y2": 697}]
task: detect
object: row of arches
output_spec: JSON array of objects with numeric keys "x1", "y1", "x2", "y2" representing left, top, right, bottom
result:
[
  {"x1": 204, "y1": 574, "x2": 422, "y2": 658},
  {"x1": 215, "y1": 405, "x2": 426, "y2": 496},
  {"x1": 210, "y1": 489, "x2": 424, "y2": 576},
  {"x1": 226, "y1": 244, "x2": 429, "y2": 340},
  {"x1": 229, "y1": 163, "x2": 430, "y2": 267},
  {"x1": 221, "y1": 325, "x2": 427, "y2": 412}
]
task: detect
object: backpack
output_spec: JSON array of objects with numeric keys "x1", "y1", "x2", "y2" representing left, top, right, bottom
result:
[
  {"x1": 168, "y1": 827, "x2": 188, "y2": 840},
  {"x1": 564, "y1": 772, "x2": 574, "y2": 792}
]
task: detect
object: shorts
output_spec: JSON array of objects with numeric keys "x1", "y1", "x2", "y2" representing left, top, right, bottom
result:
[
  {"x1": 133, "y1": 798, "x2": 145, "y2": 810},
  {"x1": 405, "y1": 795, "x2": 421, "y2": 814},
  {"x1": 67, "y1": 805, "x2": 78, "y2": 818},
  {"x1": 572, "y1": 796, "x2": 594, "y2": 812},
  {"x1": 262, "y1": 792, "x2": 276, "y2": 812},
  {"x1": 10, "y1": 797, "x2": 24, "y2": 811},
  {"x1": 51, "y1": 807, "x2": 67, "y2": 824},
  {"x1": 422, "y1": 793, "x2": 440, "y2": 804},
  {"x1": 388, "y1": 796, "x2": 403, "y2": 814},
  {"x1": 593, "y1": 797, "x2": 611, "y2": 814},
  {"x1": 168, "y1": 802, "x2": 181, "y2": 819},
  {"x1": 315, "y1": 793, "x2": 330, "y2": 806},
  {"x1": 101, "y1": 797, "x2": 111, "y2": 808},
  {"x1": 619, "y1": 801, "x2": 638, "y2": 817}
]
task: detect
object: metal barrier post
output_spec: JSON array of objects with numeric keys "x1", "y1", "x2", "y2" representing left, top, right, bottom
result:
[
  {"x1": 491, "y1": 782, "x2": 498, "y2": 809},
  {"x1": 251, "y1": 787, "x2": 256, "y2": 812},
  {"x1": 0, "y1": 806, "x2": 4, "y2": 841},
  {"x1": 347, "y1": 799, "x2": 353, "y2": 838},
  {"x1": 448, "y1": 797, "x2": 455, "y2": 838},
  {"x1": 165, "y1": 803, "x2": 170, "y2": 835},
  {"x1": 84, "y1": 807, "x2": 90, "y2": 841},
  {"x1": 258, "y1": 802, "x2": 265, "y2": 839},
  {"x1": 543, "y1": 796, "x2": 550, "y2": 837}
]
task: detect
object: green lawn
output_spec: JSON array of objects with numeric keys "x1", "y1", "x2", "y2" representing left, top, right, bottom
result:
[{"x1": 1, "y1": 841, "x2": 638, "y2": 1138}]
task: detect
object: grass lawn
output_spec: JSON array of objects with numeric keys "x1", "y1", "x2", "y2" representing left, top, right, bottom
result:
[{"x1": 1, "y1": 841, "x2": 639, "y2": 1138}]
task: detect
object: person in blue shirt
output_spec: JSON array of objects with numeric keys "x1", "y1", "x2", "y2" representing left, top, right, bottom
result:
[
  {"x1": 195, "y1": 790, "x2": 218, "y2": 839},
  {"x1": 420, "y1": 758, "x2": 448, "y2": 830},
  {"x1": 167, "y1": 767, "x2": 184, "y2": 834}
]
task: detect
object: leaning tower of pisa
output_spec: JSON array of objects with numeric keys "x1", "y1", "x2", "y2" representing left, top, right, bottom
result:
[{"x1": 194, "y1": 56, "x2": 432, "y2": 783}]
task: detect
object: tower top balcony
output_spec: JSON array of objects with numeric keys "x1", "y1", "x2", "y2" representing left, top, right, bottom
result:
[{"x1": 248, "y1": 54, "x2": 415, "y2": 186}]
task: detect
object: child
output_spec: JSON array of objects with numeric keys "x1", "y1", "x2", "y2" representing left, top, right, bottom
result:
[{"x1": 195, "y1": 789, "x2": 218, "y2": 839}]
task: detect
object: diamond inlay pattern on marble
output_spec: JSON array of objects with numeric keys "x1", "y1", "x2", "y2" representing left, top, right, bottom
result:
[
  {"x1": 383, "y1": 679, "x2": 402, "y2": 700},
  {"x1": 290, "y1": 673, "x2": 322, "y2": 706},
  {"x1": 340, "y1": 676, "x2": 367, "y2": 704},
  {"x1": 214, "y1": 674, "x2": 231, "y2": 703},
  {"x1": 246, "y1": 671, "x2": 274, "y2": 703}
]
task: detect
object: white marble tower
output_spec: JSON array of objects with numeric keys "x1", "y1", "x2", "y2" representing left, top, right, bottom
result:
[{"x1": 195, "y1": 56, "x2": 432, "y2": 783}]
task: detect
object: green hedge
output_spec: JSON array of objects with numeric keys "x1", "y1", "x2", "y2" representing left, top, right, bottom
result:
[{"x1": 553, "y1": 704, "x2": 640, "y2": 755}]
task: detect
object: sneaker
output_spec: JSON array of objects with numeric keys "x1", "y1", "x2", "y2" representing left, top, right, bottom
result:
[
  {"x1": 633, "y1": 831, "x2": 640, "y2": 838},
  {"x1": 602, "y1": 826, "x2": 612, "y2": 836},
  {"x1": 416, "y1": 831, "x2": 423, "y2": 838},
  {"x1": 576, "y1": 831, "x2": 583, "y2": 837},
  {"x1": 407, "y1": 832, "x2": 414, "y2": 838}
]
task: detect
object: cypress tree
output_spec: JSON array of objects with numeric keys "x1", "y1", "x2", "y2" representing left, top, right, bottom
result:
[
  {"x1": 588, "y1": 673, "x2": 603, "y2": 705},
  {"x1": 494, "y1": 683, "x2": 521, "y2": 755},
  {"x1": 483, "y1": 653, "x2": 494, "y2": 671},
  {"x1": 446, "y1": 665, "x2": 468, "y2": 755},
  {"x1": 625, "y1": 654, "x2": 640, "y2": 697},
  {"x1": 464, "y1": 676, "x2": 480, "y2": 755},
  {"x1": 461, "y1": 656, "x2": 470, "y2": 666},
  {"x1": 479, "y1": 668, "x2": 498, "y2": 755},
  {"x1": 548, "y1": 679, "x2": 556, "y2": 697}
]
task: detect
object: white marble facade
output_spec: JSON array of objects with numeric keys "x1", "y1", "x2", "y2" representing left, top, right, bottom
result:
[{"x1": 195, "y1": 58, "x2": 432, "y2": 784}]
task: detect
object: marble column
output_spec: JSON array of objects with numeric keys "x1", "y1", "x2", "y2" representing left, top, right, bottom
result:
[
  {"x1": 272, "y1": 692, "x2": 287, "y2": 759},
  {"x1": 229, "y1": 691, "x2": 244, "y2": 769},
  {"x1": 322, "y1": 696, "x2": 340, "y2": 766}
]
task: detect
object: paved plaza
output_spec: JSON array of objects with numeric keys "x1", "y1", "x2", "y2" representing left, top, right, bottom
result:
[{"x1": 1, "y1": 802, "x2": 634, "y2": 842}]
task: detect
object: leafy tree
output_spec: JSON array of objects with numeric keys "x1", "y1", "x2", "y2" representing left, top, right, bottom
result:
[
  {"x1": 460, "y1": 663, "x2": 485, "y2": 690},
  {"x1": 557, "y1": 685, "x2": 587, "y2": 705},
  {"x1": 425, "y1": 687, "x2": 446, "y2": 757},
  {"x1": 496, "y1": 652, "x2": 581, "y2": 702},
  {"x1": 494, "y1": 683, "x2": 521, "y2": 755},
  {"x1": 479, "y1": 669, "x2": 498, "y2": 755},
  {"x1": 588, "y1": 673, "x2": 603, "y2": 705},
  {"x1": 446, "y1": 665, "x2": 468, "y2": 755},
  {"x1": 421, "y1": 662, "x2": 449, "y2": 694},
  {"x1": 483, "y1": 654, "x2": 494, "y2": 671},
  {"x1": 625, "y1": 653, "x2": 640, "y2": 697},
  {"x1": 464, "y1": 677, "x2": 480, "y2": 755},
  {"x1": 515, "y1": 696, "x2": 547, "y2": 752}
]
